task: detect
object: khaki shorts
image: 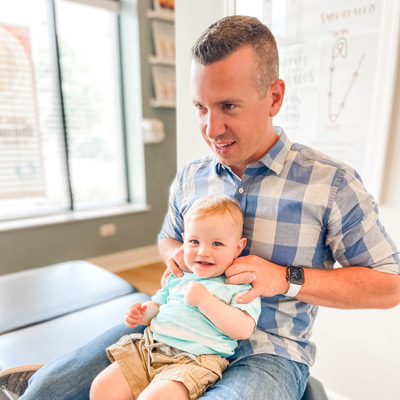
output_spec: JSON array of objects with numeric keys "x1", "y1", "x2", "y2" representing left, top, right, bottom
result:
[{"x1": 106, "y1": 327, "x2": 229, "y2": 400}]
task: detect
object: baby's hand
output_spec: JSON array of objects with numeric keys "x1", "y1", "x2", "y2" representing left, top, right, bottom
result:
[
  {"x1": 184, "y1": 281, "x2": 211, "y2": 308},
  {"x1": 125, "y1": 303, "x2": 147, "y2": 328}
]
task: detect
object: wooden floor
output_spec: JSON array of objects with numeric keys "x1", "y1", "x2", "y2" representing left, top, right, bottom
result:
[{"x1": 115, "y1": 262, "x2": 165, "y2": 295}]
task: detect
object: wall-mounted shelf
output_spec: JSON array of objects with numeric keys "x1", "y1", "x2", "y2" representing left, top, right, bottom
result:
[
  {"x1": 148, "y1": 55, "x2": 175, "y2": 66},
  {"x1": 150, "y1": 98, "x2": 176, "y2": 108},
  {"x1": 147, "y1": 4, "x2": 175, "y2": 109},
  {"x1": 146, "y1": 9, "x2": 174, "y2": 22}
]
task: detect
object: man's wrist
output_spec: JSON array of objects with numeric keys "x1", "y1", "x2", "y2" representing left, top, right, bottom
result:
[
  {"x1": 282, "y1": 273, "x2": 290, "y2": 295},
  {"x1": 284, "y1": 266, "x2": 305, "y2": 297}
]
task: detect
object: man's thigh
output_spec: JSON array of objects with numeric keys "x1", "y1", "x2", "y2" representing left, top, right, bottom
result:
[
  {"x1": 200, "y1": 354, "x2": 309, "y2": 400},
  {"x1": 22, "y1": 324, "x2": 145, "y2": 400}
]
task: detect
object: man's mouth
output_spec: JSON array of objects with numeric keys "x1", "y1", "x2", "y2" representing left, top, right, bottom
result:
[{"x1": 215, "y1": 142, "x2": 234, "y2": 149}]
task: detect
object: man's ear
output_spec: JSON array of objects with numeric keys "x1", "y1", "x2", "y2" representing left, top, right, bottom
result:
[
  {"x1": 269, "y1": 79, "x2": 285, "y2": 117},
  {"x1": 235, "y1": 237, "x2": 247, "y2": 258}
]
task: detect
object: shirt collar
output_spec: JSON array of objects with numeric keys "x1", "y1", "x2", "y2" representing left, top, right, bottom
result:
[{"x1": 214, "y1": 127, "x2": 291, "y2": 176}]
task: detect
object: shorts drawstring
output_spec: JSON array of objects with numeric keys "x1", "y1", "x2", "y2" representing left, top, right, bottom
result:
[{"x1": 143, "y1": 342, "x2": 201, "y2": 365}]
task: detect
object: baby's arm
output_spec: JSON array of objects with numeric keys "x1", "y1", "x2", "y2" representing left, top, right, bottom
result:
[
  {"x1": 125, "y1": 301, "x2": 160, "y2": 328},
  {"x1": 184, "y1": 281, "x2": 255, "y2": 340}
]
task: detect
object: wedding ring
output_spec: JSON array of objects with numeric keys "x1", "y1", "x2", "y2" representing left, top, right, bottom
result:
[{"x1": 252, "y1": 273, "x2": 256, "y2": 283}]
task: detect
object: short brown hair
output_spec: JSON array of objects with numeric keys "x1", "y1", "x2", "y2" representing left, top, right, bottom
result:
[
  {"x1": 191, "y1": 15, "x2": 279, "y2": 95},
  {"x1": 184, "y1": 195, "x2": 244, "y2": 236}
]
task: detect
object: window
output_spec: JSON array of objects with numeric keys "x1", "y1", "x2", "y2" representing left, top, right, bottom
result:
[{"x1": 0, "y1": 0, "x2": 145, "y2": 222}]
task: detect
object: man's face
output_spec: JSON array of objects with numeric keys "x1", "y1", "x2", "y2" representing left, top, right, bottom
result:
[{"x1": 191, "y1": 46, "x2": 284, "y2": 178}]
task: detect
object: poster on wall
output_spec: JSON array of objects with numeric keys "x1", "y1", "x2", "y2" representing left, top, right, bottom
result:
[
  {"x1": 0, "y1": 23, "x2": 45, "y2": 199},
  {"x1": 260, "y1": 0, "x2": 400, "y2": 200}
]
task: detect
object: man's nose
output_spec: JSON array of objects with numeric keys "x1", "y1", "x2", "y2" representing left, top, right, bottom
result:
[{"x1": 205, "y1": 112, "x2": 226, "y2": 140}]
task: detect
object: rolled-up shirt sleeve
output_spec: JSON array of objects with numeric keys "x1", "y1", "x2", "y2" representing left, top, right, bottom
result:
[
  {"x1": 158, "y1": 174, "x2": 184, "y2": 243},
  {"x1": 326, "y1": 168, "x2": 400, "y2": 274}
]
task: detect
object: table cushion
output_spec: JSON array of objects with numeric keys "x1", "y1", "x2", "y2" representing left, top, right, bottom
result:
[
  {"x1": 0, "y1": 261, "x2": 135, "y2": 335},
  {"x1": 0, "y1": 292, "x2": 151, "y2": 369}
]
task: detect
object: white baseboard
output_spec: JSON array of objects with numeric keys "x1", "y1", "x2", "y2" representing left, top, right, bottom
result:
[
  {"x1": 326, "y1": 390, "x2": 348, "y2": 400},
  {"x1": 87, "y1": 244, "x2": 162, "y2": 273}
]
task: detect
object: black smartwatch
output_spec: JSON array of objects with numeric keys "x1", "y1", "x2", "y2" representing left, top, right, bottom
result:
[{"x1": 284, "y1": 265, "x2": 304, "y2": 297}]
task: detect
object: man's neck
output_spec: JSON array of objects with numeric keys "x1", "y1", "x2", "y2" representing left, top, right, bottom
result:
[{"x1": 230, "y1": 130, "x2": 280, "y2": 178}]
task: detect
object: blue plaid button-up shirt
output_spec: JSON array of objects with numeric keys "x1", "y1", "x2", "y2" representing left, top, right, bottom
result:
[{"x1": 159, "y1": 127, "x2": 400, "y2": 366}]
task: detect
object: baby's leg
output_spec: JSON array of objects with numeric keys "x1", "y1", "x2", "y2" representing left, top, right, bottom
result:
[
  {"x1": 90, "y1": 362, "x2": 135, "y2": 400},
  {"x1": 138, "y1": 379, "x2": 190, "y2": 400}
]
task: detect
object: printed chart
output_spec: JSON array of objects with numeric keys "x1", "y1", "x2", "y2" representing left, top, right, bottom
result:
[{"x1": 272, "y1": 0, "x2": 399, "y2": 199}]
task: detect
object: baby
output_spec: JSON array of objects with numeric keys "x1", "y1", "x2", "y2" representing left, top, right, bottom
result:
[{"x1": 90, "y1": 195, "x2": 261, "y2": 400}]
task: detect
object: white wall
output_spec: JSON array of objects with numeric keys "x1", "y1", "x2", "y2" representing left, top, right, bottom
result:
[
  {"x1": 311, "y1": 53, "x2": 400, "y2": 400},
  {"x1": 175, "y1": 1, "x2": 400, "y2": 399},
  {"x1": 311, "y1": 307, "x2": 400, "y2": 400},
  {"x1": 175, "y1": 0, "x2": 223, "y2": 169}
]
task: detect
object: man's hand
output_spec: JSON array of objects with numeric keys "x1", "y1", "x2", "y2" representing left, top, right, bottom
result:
[
  {"x1": 161, "y1": 245, "x2": 190, "y2": 286},
  {"x1": 184, "y1": 281, "x2": 211, "y2": 308},
  {"x1": 125, "y1": 303, "x2": 147, "y2": 328},
  {"x1": 225, "y1": 255, "x2": 288, "y2": 303}
]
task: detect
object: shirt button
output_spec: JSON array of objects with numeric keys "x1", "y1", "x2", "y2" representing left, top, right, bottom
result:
[{"x1": 238, "y1": 187, "x2": 244, "y2": 194}]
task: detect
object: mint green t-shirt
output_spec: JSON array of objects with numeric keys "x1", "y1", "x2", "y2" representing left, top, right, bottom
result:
[{"x1": 150, "y1": 273, "x2": 261, "y2": 357}]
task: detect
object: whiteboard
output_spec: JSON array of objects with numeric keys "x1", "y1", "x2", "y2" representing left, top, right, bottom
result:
[{"x1": 236, "y1": 0, "x2": 400, "y2": 200}]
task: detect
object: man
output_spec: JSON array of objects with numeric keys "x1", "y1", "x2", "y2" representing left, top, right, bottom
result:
[{"x1": 4, "y1": 15, "x2": 400, "y2": 400}]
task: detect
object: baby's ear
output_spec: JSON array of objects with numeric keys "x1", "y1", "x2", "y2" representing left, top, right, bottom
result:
[
  {"x1": 182, "y1": 232, "x2": 185, "y2": 241},
  {"x1": 235, "y1": 237, "x2": 247, "y2": 257}
]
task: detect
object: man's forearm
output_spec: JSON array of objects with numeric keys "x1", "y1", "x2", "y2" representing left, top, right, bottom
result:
[
  {"x1": 225, "y1": 256, "x2": 400, "y2": 309},
  {"x1": 297, "y1": 266, "x2": 400, "y2": 310},
  {"x1": 158, "y1": 237, "x2": 188, "y2": 284},
  {"x1": 158, "y1": 237, "x2": 182, "y2": 262}
]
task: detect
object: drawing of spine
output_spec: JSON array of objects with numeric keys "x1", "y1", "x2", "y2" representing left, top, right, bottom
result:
[{"x1": 328, "y1": 37, "x2": 364, "y2": 123}]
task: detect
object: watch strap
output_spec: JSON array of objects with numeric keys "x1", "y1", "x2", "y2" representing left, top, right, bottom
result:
[{"x1": 284, "y1": 282, "x2": 302, "y2": 297}]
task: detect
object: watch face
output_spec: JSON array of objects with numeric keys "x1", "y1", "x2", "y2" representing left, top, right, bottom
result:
[{"x1": 287, "y1": 266, "x2": 305, "y2": 285}]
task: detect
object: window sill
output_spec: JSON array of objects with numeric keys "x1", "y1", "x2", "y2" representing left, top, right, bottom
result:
[{"x1": 0, "y1": 204, "x2": 151, "y2": 233}]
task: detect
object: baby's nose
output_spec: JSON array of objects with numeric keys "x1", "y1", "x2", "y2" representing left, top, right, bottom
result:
[{"x1": 198, "y1": 245, "x2": 211, "y2": 256}]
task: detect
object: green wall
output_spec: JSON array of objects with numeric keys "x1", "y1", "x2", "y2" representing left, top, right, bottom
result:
[{"x1": 0, "y1": 0, "x2": 176, "y2": 275}]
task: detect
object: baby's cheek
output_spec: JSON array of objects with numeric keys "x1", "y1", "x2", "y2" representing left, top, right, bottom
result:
[{"x1": 184, "y1": 247, "x2": 196, "y2": 260}]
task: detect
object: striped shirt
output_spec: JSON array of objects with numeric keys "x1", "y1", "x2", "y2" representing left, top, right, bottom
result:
[{"x1": 158, "y1": 127, "x2": 400, "y2": 366}]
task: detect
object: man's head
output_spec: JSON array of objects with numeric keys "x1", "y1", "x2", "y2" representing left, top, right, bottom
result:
[
  {"x1": 191, "y1": 15, "x2": 279, "y2": 96},
  {"x1": 182, "y1": 195, "x2": 247, "y2": 278},
  {"x1": 190, "y1": 16, "x2": 285, "y2": 178}
]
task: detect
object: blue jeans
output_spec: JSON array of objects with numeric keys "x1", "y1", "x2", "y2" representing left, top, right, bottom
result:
[{"x1": 21, "y1": 323, "x2": 309, "y2": 400}]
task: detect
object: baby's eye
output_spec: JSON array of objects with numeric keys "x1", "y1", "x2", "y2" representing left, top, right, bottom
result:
[
  {"x1": 213, "y1": 241, "x2": 223, "y2": 246},
  {"x1": 189, "y1": 239, "x2": 199, "y2": 244}
]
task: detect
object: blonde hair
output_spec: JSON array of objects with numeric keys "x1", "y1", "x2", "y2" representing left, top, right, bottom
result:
[{"x1": 184, "y1": 195, "x2": 244, "y2": 236}]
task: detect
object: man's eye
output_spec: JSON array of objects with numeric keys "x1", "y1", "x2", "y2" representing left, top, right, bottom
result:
[
  {"x1": 213, "y1": 241, "x2": 223, "y2": 246},
  {"x1": 223, "y1": 104, "x2": 235, "y2": 110}
]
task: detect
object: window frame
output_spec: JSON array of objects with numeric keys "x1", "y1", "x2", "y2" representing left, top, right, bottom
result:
[{"x1": 0, "y1": 0, "x2": 147, "y2": 230}]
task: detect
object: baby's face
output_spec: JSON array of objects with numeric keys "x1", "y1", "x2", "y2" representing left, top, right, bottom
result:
[{"x1": 183, "y1": 213, "x2": 246, "y2": 278}]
